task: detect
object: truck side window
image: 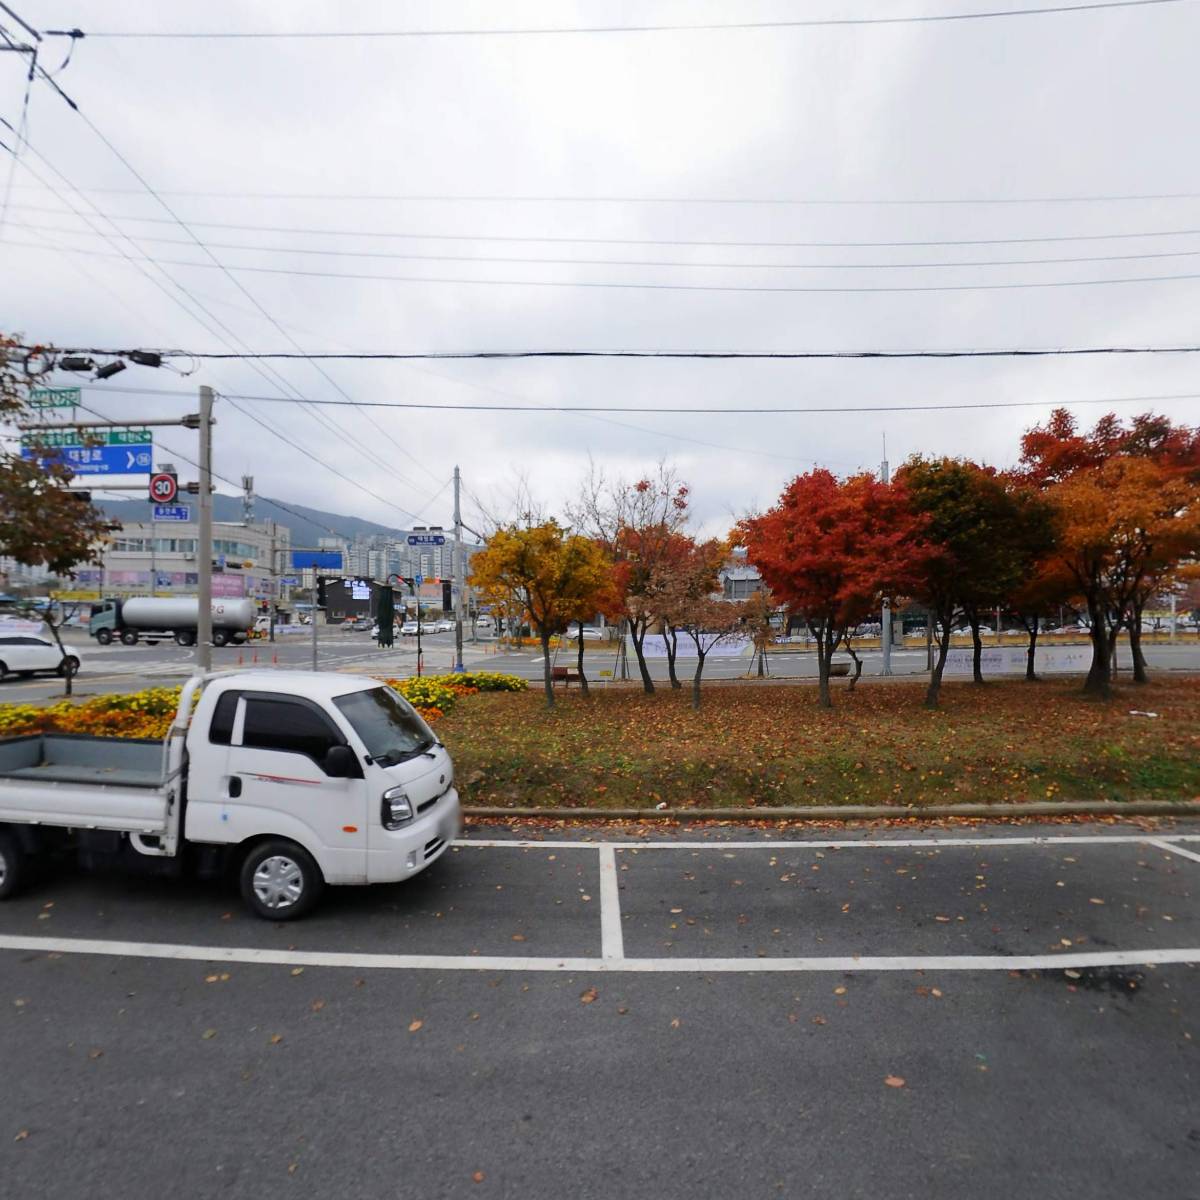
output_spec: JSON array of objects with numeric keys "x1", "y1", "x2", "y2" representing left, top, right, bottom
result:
[
  {"x1": 209, "y1": 691, "x2": 240, "y2": 746},
  {"x1": 241, "y1": 698, "x2": 342, "y2": 765}
]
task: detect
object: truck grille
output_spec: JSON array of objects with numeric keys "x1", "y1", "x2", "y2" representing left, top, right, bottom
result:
[{"x1": 423, "y1": 836, "x2": 446, "y2": 859}]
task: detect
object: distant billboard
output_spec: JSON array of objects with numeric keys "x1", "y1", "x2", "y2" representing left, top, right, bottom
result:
[{"x1": 291, "y1": 550, "x2": 343, "y2": 570}]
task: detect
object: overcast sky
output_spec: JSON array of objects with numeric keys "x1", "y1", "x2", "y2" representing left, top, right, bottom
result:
[{"x1": 3, "y1": 0, "x2": 1198, "y2": 538}]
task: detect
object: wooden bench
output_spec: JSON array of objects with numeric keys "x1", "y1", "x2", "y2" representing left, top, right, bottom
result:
[{"x1": 551, "y1": 665, "x2": 583, "y2": 687}]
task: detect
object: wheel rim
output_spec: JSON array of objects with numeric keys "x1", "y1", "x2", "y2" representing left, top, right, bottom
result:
[
  {"x1": 252, "y1": 855, "x2": 304, "y2": 910},
  {"x1": 0, "y1": 849, "x2": 7, "y2": 888}
]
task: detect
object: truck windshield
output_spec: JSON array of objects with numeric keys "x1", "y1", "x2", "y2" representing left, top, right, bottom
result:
[{"x1": 333, "y1": 687, "x2": 436, "y2": 767}]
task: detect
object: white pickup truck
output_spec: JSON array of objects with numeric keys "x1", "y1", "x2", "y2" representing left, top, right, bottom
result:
[{"x1": 0, "y1": 671, "x2": 460, "y2": 919}]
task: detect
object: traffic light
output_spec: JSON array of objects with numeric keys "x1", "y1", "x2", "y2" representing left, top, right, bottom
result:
[{"x1": 441, "y1": 580, "x2": 452, "y2": 611}]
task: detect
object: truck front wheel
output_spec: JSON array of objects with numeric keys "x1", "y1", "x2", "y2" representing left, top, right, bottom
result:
[
  {"x1": 0, "y1": 830, "x2": 28, "y2": 900},
  {"x1": 239, "y1": 840, "x2": 324, "y2": 921},
  {"x1": 95, "y1": 629, "x2": 113, "y2": 646},
  {"x1": 212, "y1": 630, "x2": 230, "y2": 648},
  {"x1": 120, "y1": 630, "x2": 138, "y2": 646}
]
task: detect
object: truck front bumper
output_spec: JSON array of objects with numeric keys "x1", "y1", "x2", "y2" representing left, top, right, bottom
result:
[{"x1": 366, "y1": 788, "x2": 460, "y2": 884}]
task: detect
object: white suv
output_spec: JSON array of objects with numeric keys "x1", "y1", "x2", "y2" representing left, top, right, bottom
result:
[{"x1": 0, "y1": 634, "x2": 82, "y2": 679}]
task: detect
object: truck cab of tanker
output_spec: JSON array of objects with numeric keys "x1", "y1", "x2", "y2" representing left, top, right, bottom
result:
[{"x1": 88, "y1": 598, "x2": 122, "y2": 644}]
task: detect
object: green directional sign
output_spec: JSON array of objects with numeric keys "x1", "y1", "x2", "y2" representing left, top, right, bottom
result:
[
  {"x1": 20, "y1": 427, "x2": 152, "y2": 449},
  {"x1": 29, "y1": 387, "x2": 80, "y2": 409}
]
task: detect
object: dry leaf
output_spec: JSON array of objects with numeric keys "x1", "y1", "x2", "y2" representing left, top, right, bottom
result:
[
  {"x1": 269, "y1": 1034, "x2": 283, "y2": 1045},
  {"x1": 1089, "y1": 898, "x2": 1105, "y2": 905},
  {"x1": 511, "y1": 934, "x2": 526, "y2": 942},
  {"x1": 88, "y1": 1049, "x2": 104, "y2": 1060},
  {"x1": 669, "y1": 1017, "x2": 681, "y2": 1029},
  {"x1": 287, "y1": 1163, "x2": 298, "y2": 1176},
  {"x1": 472, "y1": 1172, "x2": 486, "y2": 1184},
  {"x1": 617, "y1": 1006, "x2": 629, "y2": 1015},
  {"x1": 930, "y1": 988, "x2": 943, "y2": 998},
  {"x1": 811, "y1": 1015, "x2": 826, "y2": 1025},
  {"x1": 408, "y1": 1019, "x2": 424, "y2": 1032},
  {"x1": 833, "y1": 986, "x2": 847, "y2": 996},
  {"x1": 204, "y1": 974, "x2": 220, "y2": 984},
  {"x1": 934, "y1": 915, "x2": 951, "y2": 923},
  {"x1": 14, "y1": 1129, "x2": 29, "y2": 1142},
  {"x1": 290, "y1": 967, "x2": 304, "y2": 977},
  {"x1": 884, "y1": 1075, "x2": 906, "y2": 1089},
  {"x1": 1064, "y1": 969, "x2": 1082, "y2": 979},
  {"x1": 311, "y1": 999, "x2": 326, "y2": 1012},
  {"x1": 202, "y1": 1029, "x2": 217, "y2": 1040},
  {"x1": 670, "y1": 907, "x2": 683, "y2": 914},
  {"x1": 579, "y1": 988, "x2": 598, "y2": 1004}
]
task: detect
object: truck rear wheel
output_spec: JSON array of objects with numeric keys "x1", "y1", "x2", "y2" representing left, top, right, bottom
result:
[
  {"x1": 0, "y1": 830, "x2": 28, "y2": 900},
  {"x1": 174, "y1": 630, "x2": 196, "y2": 647},
  {"x1": 239, "y1": 840, "x2": 324, "y2": 921},
  {"x1": 212, "y1": 630, "x2": 230, "y2": 648},
  {"x1": 120, "y1": 629, "x2": 139, "y2": 646},
  {"x1": 95, "y1": 629, "x2": 113, "y2": 646}
]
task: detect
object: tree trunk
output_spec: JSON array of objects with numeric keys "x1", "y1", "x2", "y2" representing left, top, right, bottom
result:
[
  {"x1": 1130, "y1": 601, "x2": 1148, "y2": 684},
  {"x1": 968, "y1": 613, "x2": 985, "y2": 685},
  {"x1": 576, "y1": 627, "x2": 589, "y2": 696},
  {"x1": 816, "y1": 627, "x2": 833, "y2": 709},
  {"x1": 1025, "y1": 624, "x2": 1039, "y2": 682},
  {"x1": 540, "y1": 630, "x2": 554, "y2": 708},
  {"x1": 691, "y1": 650, "x2": 707, "y2": 710},
  {"x1": 665, "y1": 625, "x2": 681, "y2": 690},
  {"x1": 845, "y1": 641, "x2": 863, "y2": 692},
  {"x1": 46, "y1": 619, "x2": 73, "y2": 697},
  {"x1": 756, "y1": 646, "x2": 766, "y2": 677},
  {"x1": 629, "y1": 623, "x2": 655, "y2": 694},
  {"x1": 924, "y1": 619, "x2": 953, "y2": 708},
  {"x1": 1082, "y1": 603, "x2": 1112, "y2": 699}
]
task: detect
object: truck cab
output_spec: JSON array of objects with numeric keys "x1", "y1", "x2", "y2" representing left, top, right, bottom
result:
[{"x1": 88, "y1": 598, "x2": 121, "y2": 644}]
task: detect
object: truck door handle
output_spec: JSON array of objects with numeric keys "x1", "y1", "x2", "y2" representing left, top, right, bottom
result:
[{"x1": 228, "y1": 776, "x2": 242, "y2": 798}]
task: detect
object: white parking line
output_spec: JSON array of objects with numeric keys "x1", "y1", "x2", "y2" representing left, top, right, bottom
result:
[
  {"x1": 0, "y1": 935, "x2": 1193, "y2": 974},
  {"x1": 456, "y1": 834, "x2": 1196, "y2": 852},
  {"x1": 1146, "y1": 838, "x2": 1200, "y2": 864},
  {"x1": 598, "y1": 845, "x2": 624, "y2": 960}
]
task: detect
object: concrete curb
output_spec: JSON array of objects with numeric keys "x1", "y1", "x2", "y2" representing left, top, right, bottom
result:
[{"x1": 463, "y1": 799, "x2": 1200, "y2": 822}]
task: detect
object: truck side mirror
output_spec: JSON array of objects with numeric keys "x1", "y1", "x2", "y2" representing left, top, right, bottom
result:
[{"x1": 323, "y1": 744, "x2": 359, "y2": 779}]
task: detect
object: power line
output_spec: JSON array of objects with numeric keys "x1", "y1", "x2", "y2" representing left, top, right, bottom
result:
[
  {"x1": 16, "y1": 220, "x2": 1200, "y2": 271},
  {"x1": 10, "y1": 201, "x2": 1200, "y2": 250},
  {"x1": 6, "y1": 184, "x2": 1200, "y2": 206},
  {"x1": 74, "y1": 382, "x2": 1200, "y2": 415},
  {"x1": 2, "y1": 135, "x2": 431, "y2": 498},
  {"x1": 47, "y1": 344, "x2": 1200, "y2": 362},
  {"x1": 12, "y1": 237, "x2": 1200, "y2": 292},
  {"x1": 42, "y1": 1, "x2": 1190, "y2": 39}
]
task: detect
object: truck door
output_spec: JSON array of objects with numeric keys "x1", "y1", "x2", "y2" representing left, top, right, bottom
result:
[{"x1": 224, "y1": 693, "x2": 368, "y2": 883}]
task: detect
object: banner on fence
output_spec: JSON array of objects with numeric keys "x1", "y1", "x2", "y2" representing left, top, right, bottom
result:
[{"x1": 943, "y1": 645, "x2": 1093, "y2": 676}]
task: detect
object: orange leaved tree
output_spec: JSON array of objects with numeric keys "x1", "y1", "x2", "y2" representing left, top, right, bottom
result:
[{"x1": 470, "y1": 521, "x2": 612, "y2": 707}]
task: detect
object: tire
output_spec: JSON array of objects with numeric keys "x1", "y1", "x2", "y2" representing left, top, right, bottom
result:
[
  {"x1": 0, "y1": 661, "x2": 8, "y2": 679},
  {"x1": 174, "y1": 630, "x2": 196, "y2": 647},
  {"x1": 0, "y1": 830, "x2": 27, "y2": 900},
  {"x1": 239, "y1": 840, "x2": 324, "y2": 921},
  {"x1": 212, "y1": 630, "x2": 230, "y2": 648},
  {"x1": 120, "y1": 629, "x2": 138, "y2": 646},
  {"x1": 95, "y1": 629, "x2": 113, "y2": 646},
  {"x1": 17, "y1": 671, "x2": 33, "y2": 679},
  {"x1": 56, "y1": 656, "x2": 80, "y2": 678}
]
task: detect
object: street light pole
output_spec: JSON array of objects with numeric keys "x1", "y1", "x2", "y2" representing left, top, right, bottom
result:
[
  {"x1": 197, "y1": 385, "x2": 214, "y2": 671},
  {"x1": 453, "y1": 464, "x2": 465, "y2": 673},
  {"x1": 879, "y1": 443, "x2": 893, "y2": 677}
]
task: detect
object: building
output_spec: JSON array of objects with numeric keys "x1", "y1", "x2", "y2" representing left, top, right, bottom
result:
[
  {"x1": 720, "y1": 549, "x2": 764, "y2": 600},
  {"x1": 53, "y1": 518, "x2": 292, "y2": 608}
]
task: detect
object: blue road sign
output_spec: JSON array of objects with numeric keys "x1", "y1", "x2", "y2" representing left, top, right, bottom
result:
[
  {"x1": 22, "y1": 442, "x2": 153, "y2": 475},
  {"x1": 292, "y1": 550, "x2": 342, "y2": 570},
  {"x1": 407, "y1": 534, "x2": 446, "y2": 546},
  {"x1": 279, "y1": 576, "x2": 299, "y2": 586},
  {"x1": 415, "y1": 574, "x2": 424, "y2": 587},
  {"x1": 152, "y1": 503, "x2": 191, "y2": 522}
]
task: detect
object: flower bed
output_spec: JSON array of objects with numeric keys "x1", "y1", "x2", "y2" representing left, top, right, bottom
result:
[{"x1": 0, "y1": 673, "x2": 526, "y2": 740}]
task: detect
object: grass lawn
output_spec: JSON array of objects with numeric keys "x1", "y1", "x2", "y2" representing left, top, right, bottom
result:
[{"x1": 438, "y1": 677, "x2": 1200, "y2": 810}]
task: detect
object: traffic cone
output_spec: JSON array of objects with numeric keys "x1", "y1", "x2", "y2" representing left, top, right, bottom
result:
[
  {"x1": 236, "y1": 652, "x2": 243, "y2": 665},
  {"x1": 252, "y1": 652, "x2": 258, "y2": 664},
  {"x1": 271, "y1": 652, "x2": 278, "y2": 665}
]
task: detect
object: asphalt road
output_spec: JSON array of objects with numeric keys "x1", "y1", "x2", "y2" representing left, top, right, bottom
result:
[
  {"x1": 8, "y1": 629, "x2": 1200, "y2": 704},
  {"x1": 1, "y1": 823, "x2": 1196, "y2": 1198}
]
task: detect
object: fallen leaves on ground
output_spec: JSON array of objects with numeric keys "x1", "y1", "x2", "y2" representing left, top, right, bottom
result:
[
  {"x1": 579, "y1": 988, "x2": 598, "y2": 1004},
  {"x1": 408, "y1": 1019, "x2": 424, "y2": 1032},
  {"x1": 884, "y1": 1075, "x2": 907, "y2": 1089}
]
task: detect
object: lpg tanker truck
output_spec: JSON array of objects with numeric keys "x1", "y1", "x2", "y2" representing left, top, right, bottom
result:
[{"x1": 88, "y1": 597, "x2": 256, "y2": 647}]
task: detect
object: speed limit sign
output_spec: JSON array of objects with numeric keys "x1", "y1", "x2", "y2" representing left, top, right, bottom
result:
[{"x1": 149, "y1": 472, "x2": 178, "y2": 503}]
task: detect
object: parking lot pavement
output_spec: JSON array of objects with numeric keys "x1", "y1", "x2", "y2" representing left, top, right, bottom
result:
[{"x1": 0, "y1": 824, "x2": 1196, "y2": 1199}]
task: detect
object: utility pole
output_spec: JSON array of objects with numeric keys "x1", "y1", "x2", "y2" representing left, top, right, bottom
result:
[
  {"x1": 311, "y1": 579, "x2": 320, "y2": 670},
  {"x1": 453, "y1": 465, "x2": 465, "y2": 673},
  {"x1": 197, "y1": 386, "x2": 214, "y2": 671},
  {"x1": 879, "y1": 438, "x2": 893, "y2": 677}
]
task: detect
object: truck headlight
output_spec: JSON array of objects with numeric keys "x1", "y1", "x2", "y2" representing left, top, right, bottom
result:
[{"x1": 381, "y1": 787, "x2": 413, "y2": 830}]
